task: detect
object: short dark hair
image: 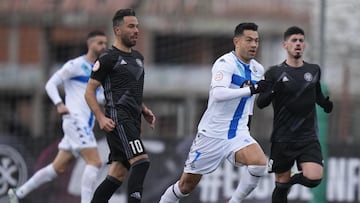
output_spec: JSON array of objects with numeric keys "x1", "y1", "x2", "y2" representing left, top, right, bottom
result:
[
  {"x1": 87, "y1": 30, "x2": 105, "y2": 40},
  {"x1": 284, "y1": 26, "x2": 305, "y2": 40},
  {"x1": 234, "y1": 22, "x2": 258, "y2": 37},
  {"x1": 112, "y1": 8, "x2": 136, "y2": 27}
]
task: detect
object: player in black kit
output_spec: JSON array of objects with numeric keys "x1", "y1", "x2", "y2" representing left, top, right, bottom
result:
[
  {"x1": 85, "y1": 9, "x2": 156, "y2": 203},
  {"x1": 256, "y1": 26, "x2": 333, "y2": 203}
]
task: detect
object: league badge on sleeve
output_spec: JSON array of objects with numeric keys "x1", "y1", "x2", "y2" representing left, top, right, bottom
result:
[
  {"x1": 92, "y1": 61, "x2": 100, "y2": 72},
  {"x1": 215, "y1": 71, "x2": 223, "y2": 81}
]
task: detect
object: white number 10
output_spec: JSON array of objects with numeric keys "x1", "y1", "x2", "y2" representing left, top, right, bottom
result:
[{"x1": 129, "y1": 140, "x2": 144, "y2": 154}]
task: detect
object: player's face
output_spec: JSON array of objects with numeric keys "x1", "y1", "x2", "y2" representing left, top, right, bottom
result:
[
  {"x1": 118, "y1": 16, "x2": 139, "y2": 48},
  {"x1": 89, "y1": 35, "x2": 107, "y2": 57},
  {"x1": 283, "y1": 34, "x2": 305, "y2": 59},
  {"x1": 234, "y1": 30, "x2": 259, "y2": 63}
]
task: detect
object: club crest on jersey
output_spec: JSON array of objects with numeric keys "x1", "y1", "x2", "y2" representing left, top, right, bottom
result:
[
  {"x1": 304, "y1": 72, "x2": 313, "y2": 82},
  {"x1": 136, "y1": 59, "x2": 143, "y2": 67},
  {"x1": 92, "y1": 61, "x2": 100, "y2": 72}
]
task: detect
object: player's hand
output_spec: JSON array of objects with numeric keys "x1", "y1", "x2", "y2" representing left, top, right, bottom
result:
[
  {"x1": 142, "y1": 108, "x2": 156, "y2": 129},
  {"x1": 272, "y1": 81, "x2": 284, "y2": 93},
  {"x1": 56, "y1": 102, "x2": 70, "y2": 115},
  {"x1": 241, "y1": 80, "x2": 257, "y2": 95},
  {"x1": 322, "y1": 96, "x2": 333, "y2": 113},
  {"x1": 243, "y1": 80, "x2": 271, "y2": 95},
  {"x1": 98, "y1": 116, "x2": 115, "y2": 132},
  {"x1": 255, "y1": 80, "x2": 272, "y2": 93}
]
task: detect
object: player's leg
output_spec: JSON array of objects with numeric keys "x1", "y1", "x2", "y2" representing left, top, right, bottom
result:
[
  {"x1": 14, "y1": 149, "x2": 74, "y2": 199},
  {"x1": 228, "y1": 142, "x2": 267, "y2": 203},
  {"x1": 91, "y1": 161, "x2": 128, "y2": 203},
  {"x1": 289, "y1": 162, "x2": 322, "y2": 187},
  {"x1": 272, "y1": 171, "x2": 292, "y2": 203},
  {"x1": 92, "y1": 122, "x2": 138, "y2": 203},
  {"x1": 79, "y1": 147, "x2": 101, "y2": 203},
  {"x1": 160, "y1": 133, "x2": 224, "y2": 203},
  {"x1": 289, "y1": 141, "x2": 323, "y2": 188},
  {"x1": 159, "y1": 172, "x2": 201, "y2": 203},
  {"x1": 269, "y1": 142, "x2": 295, "y2": 203},
  {"x1": 127, "y1": 154, "x2": 150, "y2": 203}
]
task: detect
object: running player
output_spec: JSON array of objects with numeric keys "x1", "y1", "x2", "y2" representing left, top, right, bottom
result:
[
  {"x1": 8, "y1": 30, "x2": 107, "y2": 203},
  {"x1": 256, "y1": 26, "x2": 333, "y2": 203},
  {"x1": 159, "y1": 23, "x2": 268, "y2": 203},
  {"x1": 84, "y1": 9, "x2": 156, "y2": 203}
]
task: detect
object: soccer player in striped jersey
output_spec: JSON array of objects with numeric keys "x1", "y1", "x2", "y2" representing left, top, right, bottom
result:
[
  {"x1": 159, "y1": 23, "x2": 268, "y2": 203},
  {"x1": 8, "y1": 30, "x2": 107, "y2": 203}
]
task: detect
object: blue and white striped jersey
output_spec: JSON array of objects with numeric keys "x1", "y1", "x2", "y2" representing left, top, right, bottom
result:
[{"x1": 197, "y1": 51, "x2": 264, "y2": 140}]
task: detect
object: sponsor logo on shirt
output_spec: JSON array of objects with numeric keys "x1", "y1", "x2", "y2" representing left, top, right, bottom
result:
[
  {"x1": 120, "y1": 59, "x2": 127, "y2": 65},
  {"x1": 282, "y1": 76, "x2": 290, "y2": 82}
]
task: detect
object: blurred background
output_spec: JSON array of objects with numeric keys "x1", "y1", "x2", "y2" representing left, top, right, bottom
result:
[{"x1": 0, "y1": 0, "x2": 359, "y2": 202}]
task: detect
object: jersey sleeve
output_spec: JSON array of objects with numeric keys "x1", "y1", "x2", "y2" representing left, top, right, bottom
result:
[
  {"x1": 210, "y1": 59, "x2": 234, "y2": 88},
  {"x1": 210, "y1": 57, "x2": 252, "y2": 101},
  {"x1": 90, "y1": 54, "x2": 113, "y2": 83},
  {"x1": 45, "y1": 60, "x2": 77, "y2": 105}
]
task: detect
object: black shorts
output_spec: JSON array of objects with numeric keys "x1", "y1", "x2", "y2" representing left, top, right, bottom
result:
[
  {"x1": 106, "y1": 121, "x2": 146, "y2": 169},
  {"x1": 268, "y1": 140, "x2": 323, "y2": 173}
]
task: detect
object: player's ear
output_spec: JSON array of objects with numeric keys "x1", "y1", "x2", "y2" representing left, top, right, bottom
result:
[
  {"x1": 233, "y1": 37, "x2": 239, "y2": 49},
  {"x1": 113, "y1": 26, "x2": 121, "y2": 35}
]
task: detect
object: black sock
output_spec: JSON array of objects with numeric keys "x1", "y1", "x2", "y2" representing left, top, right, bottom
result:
[
  {"x1": 127, "y1": 159, "x2": 150, "y2": 203},
  {"x1": 91, "y1": 175, "x2": 122, "y2": 203},
  {"x1": 272, "y1": 182, "x2": 291, "y2": 203},
  {"x1": 290, "y1": 172, "x2": 321, "y2": 188}
]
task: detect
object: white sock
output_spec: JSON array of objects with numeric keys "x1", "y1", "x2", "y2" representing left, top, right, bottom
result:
[
  {"x1": 159, "y1": 181, "x2": 188, "y2": 203},
  {"x1": 16, "y1": 164, "x2": 57, "y2": 198},
  {"x1": 229, "y1": 165, "x2": 265, "y2": 203},
  {"x1": 81, "y1": 165, "x2": 99, "y2": 203}
]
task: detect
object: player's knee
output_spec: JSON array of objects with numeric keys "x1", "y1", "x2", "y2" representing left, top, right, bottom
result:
[
  {"x1": 248, "y1": 165, "x2": 267, "y2": 177},
  {"x1": 302, "y1": 176, "x2": 322, "y2": 188},
  {"x1": 89, "y1": 160, "x2": 102, "y2": 168},
  {"x1": 53, "y1": 165, "x2": 67, "y2": 174},
  {"x1": 272, "y1": 182, "x2": 291, "y2": 202},
  {"x1": 178, "y1": 179, "x2": 199, "y2": 194}
]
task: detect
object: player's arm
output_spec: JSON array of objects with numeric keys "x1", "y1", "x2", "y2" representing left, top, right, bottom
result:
[
  {"x1": 315, "y1": 82, "x2": 333, "y2": 113},
  {"x1": 45, "y1": 68, "x2": 70, "y2": 115},
  {"x1": 211, "y1": 62, "x2": 252, "y2": 101},
  {"x1": 142, "y1": 103, "x2": 156, "y2": 129},
  {"x1": 85, "y1": 78, "x2": 115, "y2": 132},
  {"x1": 212, "y1": 86, "x2": 251, "y2": 101},
  {"x1": 256, "y1": 71, "x2": 275, "y2": 109}
]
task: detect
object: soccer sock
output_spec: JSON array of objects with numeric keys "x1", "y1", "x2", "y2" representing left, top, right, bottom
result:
[
  {"x1": 229, "y1": 165, "x2": 266, "y2": 203},
  {"x1": 81, "y1": 164, "x2": 99, "y2": 203},
  {"x1": 159, "y1": 181, "x2": 189, "y2": 203},
  {"x1": 16, "y1": 164, "x2": 57, "y2": 198},
  {"x1": 127, "y1": 159, "x2": 150, "y2": 203},
  {"x1": 91, "y1": 175, "x2": 122, "y2": 203},
  {"x1": 272, "y1": 182, "x2": 291, "y2": 203},
  {"x1": 289, "y1": 172, "x2": 322, "y2": 188}
]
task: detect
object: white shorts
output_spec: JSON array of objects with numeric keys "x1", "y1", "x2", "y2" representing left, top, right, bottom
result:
[
  {"x1": 58, "y1": 115, "x2": 97, "y2": 157},
  {"x1": 184, "y1": 131, "x2": 257, "y2": 174}
]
